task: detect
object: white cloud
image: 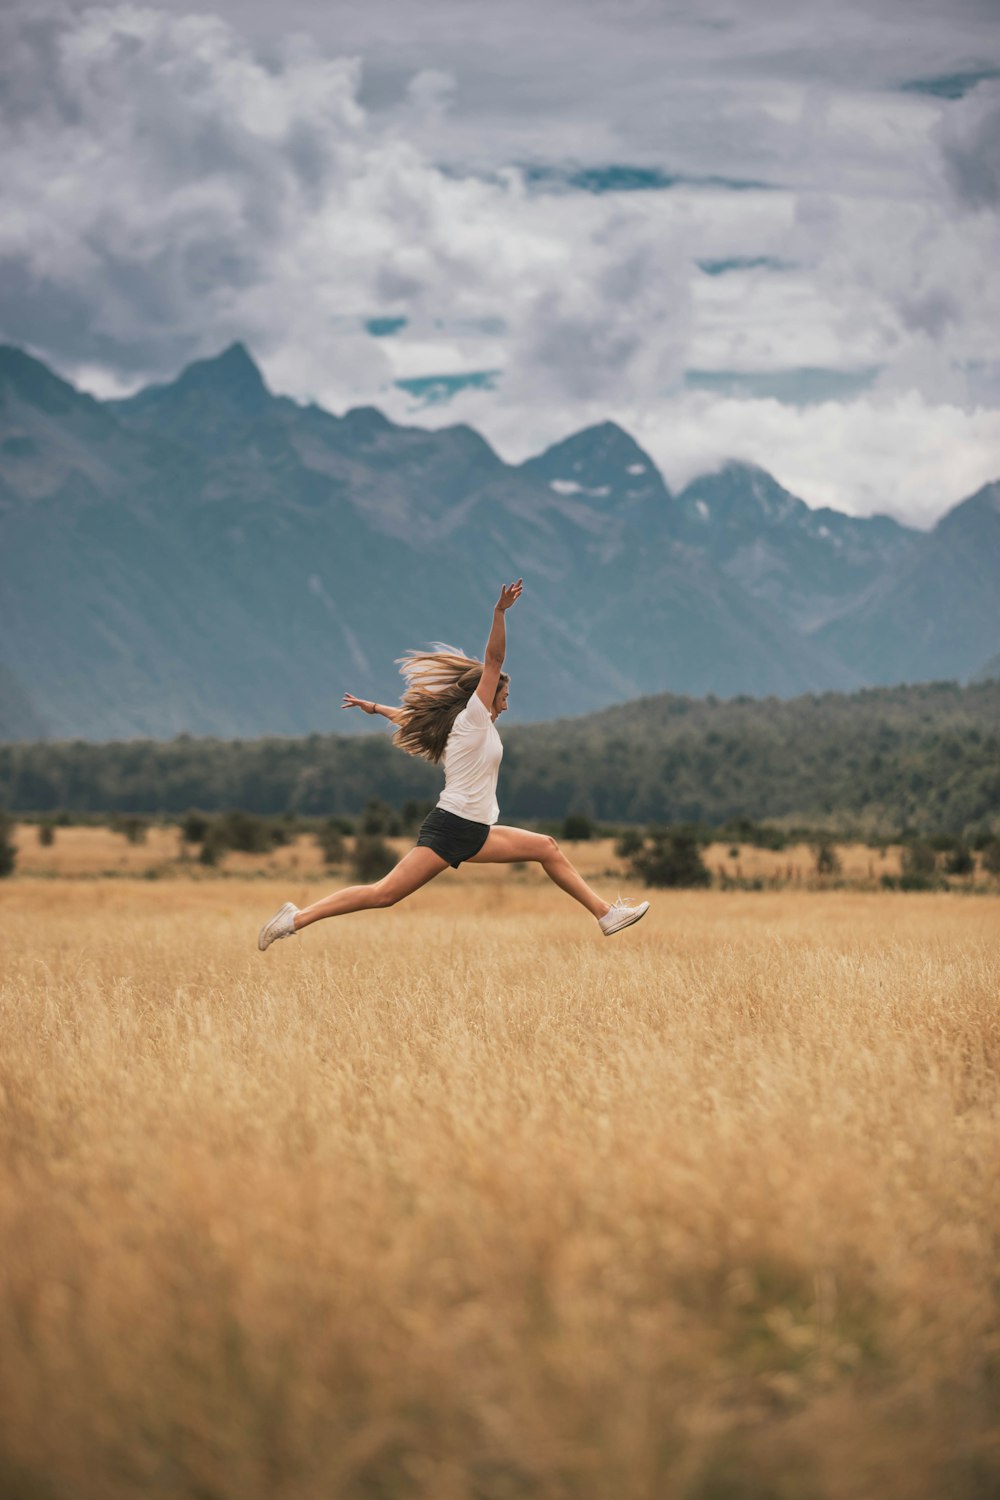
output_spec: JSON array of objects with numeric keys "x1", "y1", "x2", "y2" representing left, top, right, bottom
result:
[
  {"x1": 382, "y1": 328, "x2": 1000, "y2": 524},
  {"x1": 631, "y1": 391, "x2": 1000, "y2": 527},
  {"x1": 0, "y1": 1, "x2": 368, "y2": 365},
  {"x1": 1, "y1": 0, "x2": 998, "y2": 525},
  {"x1": 500, "y1": 207, "x2": 693, "y2": 404},
  {"x1": 405, "y1": 68, "x2": 456, "y2": 121},
  {"x1": 940, "y1": 78, "x2": 1000, "y2": 208},
  {"x1": 412, "y1": 382, "x2": 1000, "y2": 527},
  {"x1": 1, "y1": 2, "x2": 693, "y2": 397}
]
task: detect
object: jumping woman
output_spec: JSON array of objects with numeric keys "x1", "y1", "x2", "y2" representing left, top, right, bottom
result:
[{"x1": 257, "y1": 581, "x2": 649, "y2": 950}]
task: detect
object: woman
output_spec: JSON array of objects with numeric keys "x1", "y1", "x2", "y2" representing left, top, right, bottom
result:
[{"x1": 257, "y1": 581, "x2": 648, "y2": 949}]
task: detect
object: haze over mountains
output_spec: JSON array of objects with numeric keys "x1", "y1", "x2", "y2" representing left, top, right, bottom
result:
[{"x1": 1, "y1": 342, "x2": 997, "y2": 742}]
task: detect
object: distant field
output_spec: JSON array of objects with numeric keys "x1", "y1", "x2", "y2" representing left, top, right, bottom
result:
[
  {"x1": 1, "y1": 873, "x2": 998, "y2": 1499},
  {"x1": 9, "y1": 823, "x2": 998, "y2": 888}
]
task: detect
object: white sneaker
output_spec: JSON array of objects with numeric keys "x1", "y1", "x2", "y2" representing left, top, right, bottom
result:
[
  {"x1": 258, "y1": 901, "x2": 299, "y2": 951},
  {"x1": 599, "y1": 898, "x2": 649, "y2": 937}
]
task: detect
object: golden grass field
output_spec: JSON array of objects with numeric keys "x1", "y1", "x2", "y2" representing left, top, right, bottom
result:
[{"x1": 1, "y1": 837, "x2": 999, "y2": 1499}]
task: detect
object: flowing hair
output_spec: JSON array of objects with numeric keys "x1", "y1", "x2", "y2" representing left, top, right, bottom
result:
[{"x1": 391, "y1": 645, "x2": 509, "y2": 764}]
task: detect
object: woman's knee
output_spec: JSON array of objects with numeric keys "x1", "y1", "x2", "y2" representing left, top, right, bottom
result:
[
  {"x1": 539, "y1": 834, "x2": 560, "y2": 862},
  {"x1": 370, "y1": 879, "x2": 399, "y2": 908}
]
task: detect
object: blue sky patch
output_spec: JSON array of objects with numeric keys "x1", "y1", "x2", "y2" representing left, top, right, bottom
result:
[
  {"x1": 366, "y1": 316, "x2": 408, "y2": 337},
  {"x1": 685, "y1": 366, "x2": 881, "y2": 406},
  {"x1": 697, "y1": 256, "x2": 795, "y2": 276},
  {"x1": 395, "y1": 370, "x2": 500, "y2": 405},
  {"x1": 900, "y1": 69, "x2": 1000, "y2": 99},
  {"x1": 521, "y1": 163, "x2": 777, "y2": 194}
]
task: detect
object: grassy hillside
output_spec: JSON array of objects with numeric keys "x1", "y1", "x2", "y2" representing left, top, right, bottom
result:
[{"x1": 1, "y1": 680, "x2": 998, "y2": 836}]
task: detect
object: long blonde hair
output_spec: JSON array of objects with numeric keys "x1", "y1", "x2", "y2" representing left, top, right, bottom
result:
[{"x1": 392, "y1": 645, "x2": 509, "y2": 764}]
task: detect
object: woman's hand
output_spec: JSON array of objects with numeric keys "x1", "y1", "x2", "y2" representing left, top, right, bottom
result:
[
  {"x1": 496, "y1": 579, "x2": 523, "y2": 612},
  {"x1": 342, "y1": 692, "x2": 376, "y2": 714}
]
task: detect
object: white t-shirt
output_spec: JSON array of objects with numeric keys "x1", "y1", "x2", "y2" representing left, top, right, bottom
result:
[{"x1": 437, "y1": 692, "x2": 503, "y2": 825}]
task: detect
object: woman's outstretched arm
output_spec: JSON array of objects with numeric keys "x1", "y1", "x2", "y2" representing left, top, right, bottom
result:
[{"x1": 342, "y1": 692, "x2": 403, "y2": 724}]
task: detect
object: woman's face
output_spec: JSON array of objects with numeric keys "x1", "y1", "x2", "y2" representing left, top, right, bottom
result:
[{"x1": 492, "y1": 681, "x2": 510, "y2": 718}]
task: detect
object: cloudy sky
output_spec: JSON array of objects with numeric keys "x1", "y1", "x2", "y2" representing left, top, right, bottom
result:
[{"x1": 2, "y1": 0, "x2": 999, "y2": 525}]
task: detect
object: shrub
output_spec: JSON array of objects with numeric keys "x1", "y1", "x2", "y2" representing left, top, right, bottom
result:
[
  {"x1": 899, "y1": 872, "x2": 934, "y2": 892},
  {"x1": 361, "y1": 799, "x2": 401, "y2": 836},
  {"x1": 813, "y1": 839, "x2": 842, "y2": 876},
  {"x1": 721, "y1": 818, "x2": 788, "y2": 851},
  {"x1": 38, "y1": 821, "x2": 56, "y2": 847},
  {"x1": 561, "y1": 813, "x2": 594, "y2": 841},
  {"x1": 901, "y1": 842, "x2": 937, "y2": 878},
  {"x1": 198, "y1": 833, "x2": 224, "y2": 867},
  {"x1": 629, "y1": 828, "x2": 711, "y2": 888},
  {"x1": 194, "y1": 812, "x2": 277, "y2": 866},
  {"x1": 316, "y1": 819, "x2": 346, "y2": 865},
  {"x1": 615, "y1": 829, "x2": 644, "y2": 859},
  {"x1": 401, "y1": 800, "x2": 434, "y2": 833},
  {"x1": 217, "y1": 810, "x2": 274, "y2": 855},
  {"x1": 180, "y1": 810, "x2": 212, "y2": 845},
  {"x1": 981, "y1": 839, "x2": 1000, "y2": 877},
  {"x1": 352, "y1": 835, "x2": 397, "y2": 884},
  {"x1": 944, "y1": 843, "x2": 974, "y2": 876},
  {"x1": 112, "y1": 815, "x2": 149, "y2": 845},
  {"x1": 0, "y1": 809, "x2": 16, "y2": 878}
]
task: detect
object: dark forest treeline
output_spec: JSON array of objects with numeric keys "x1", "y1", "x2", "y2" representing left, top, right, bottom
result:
[
  {"x1": 1, "y1": 681, "x2": 998, "y2": 836},
  {"x1": 500, "y1": 680, "x2": 1000, "y2": 834}
]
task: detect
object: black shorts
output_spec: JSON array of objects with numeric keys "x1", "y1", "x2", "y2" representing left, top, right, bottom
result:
[{"x1": 416, "y1": 807, "x2": 492, "y2": 868}]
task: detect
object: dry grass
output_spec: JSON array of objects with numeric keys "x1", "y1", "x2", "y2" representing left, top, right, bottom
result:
[{"x1": 1, "y1": 873, "x2": 998, "y2": 1500}]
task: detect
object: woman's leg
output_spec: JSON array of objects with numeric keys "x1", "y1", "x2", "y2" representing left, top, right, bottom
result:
[
  {"x1": 467, "y1": 826, "x2": 610, "y2": 918},
  {"x1": 294, "y1": 846, "x2": 449, "y2": 930}
]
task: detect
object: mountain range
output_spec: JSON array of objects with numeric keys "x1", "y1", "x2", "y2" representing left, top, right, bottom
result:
[{"x1": 0, "y1": 341, "x2": 997, "y2": 740}]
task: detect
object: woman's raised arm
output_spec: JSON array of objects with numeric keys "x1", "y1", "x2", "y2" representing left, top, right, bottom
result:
[{"x1": 476, "y1": 580, "x2": 522, "y2": 708}]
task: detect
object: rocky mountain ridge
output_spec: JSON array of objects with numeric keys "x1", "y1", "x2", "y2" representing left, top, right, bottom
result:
[{"x1": 1, "y1": 342, "x2": 997, "y2": 740}]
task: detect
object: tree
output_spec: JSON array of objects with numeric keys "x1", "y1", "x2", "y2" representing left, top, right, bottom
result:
[
  {"x1": 901, "y1": 842, "x2": 937, "y2": 877},
  {"x1": 113, "y1": 814, "x2": 148, "y2": 845},
  {"x1": 352, "y1": 835, "x2": 397, "y2": 883},
  {"x1": 180, "y1": 810, "x2": 212, "y2": 845},
  {"x1": 217, "y1": 810, "x2": 274, "y2": 854},
  {"x1": 944, "y1": 843, "x2": 974, "y2": 876},
  {"x1": 561, "y1": 813, "x2": 594, "y2": 841},
  {"x1": 198, "y1": 830, "x2": 225, "y2": 867},
  {"x1": 900, "y1": 840, "x2": 938, "y2": 890},
  {"x1": 0, "y1": 809, "x2": 16, "y2": 878},
  {"x1": 361, "y1": 799, "x2": 401, "y2": 836},
  {"x1": 981, "y1": 839, "x2": 1000, "y2": 877},
  {"x1": 629, "y1": 828, "x2": 710, "y2": 888},
  {"x1": 813, "y1": 839, "x2": 842, "y2": 876},
  {"x1": 401, "y1": 800, "x2": 434, "y2": 832},
  {"x1": 268, "y1": 816, "x2": 295, "y2": 848},
  {"x1": 316, "y1": 819, "x2": 346, "y2": 866}
]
